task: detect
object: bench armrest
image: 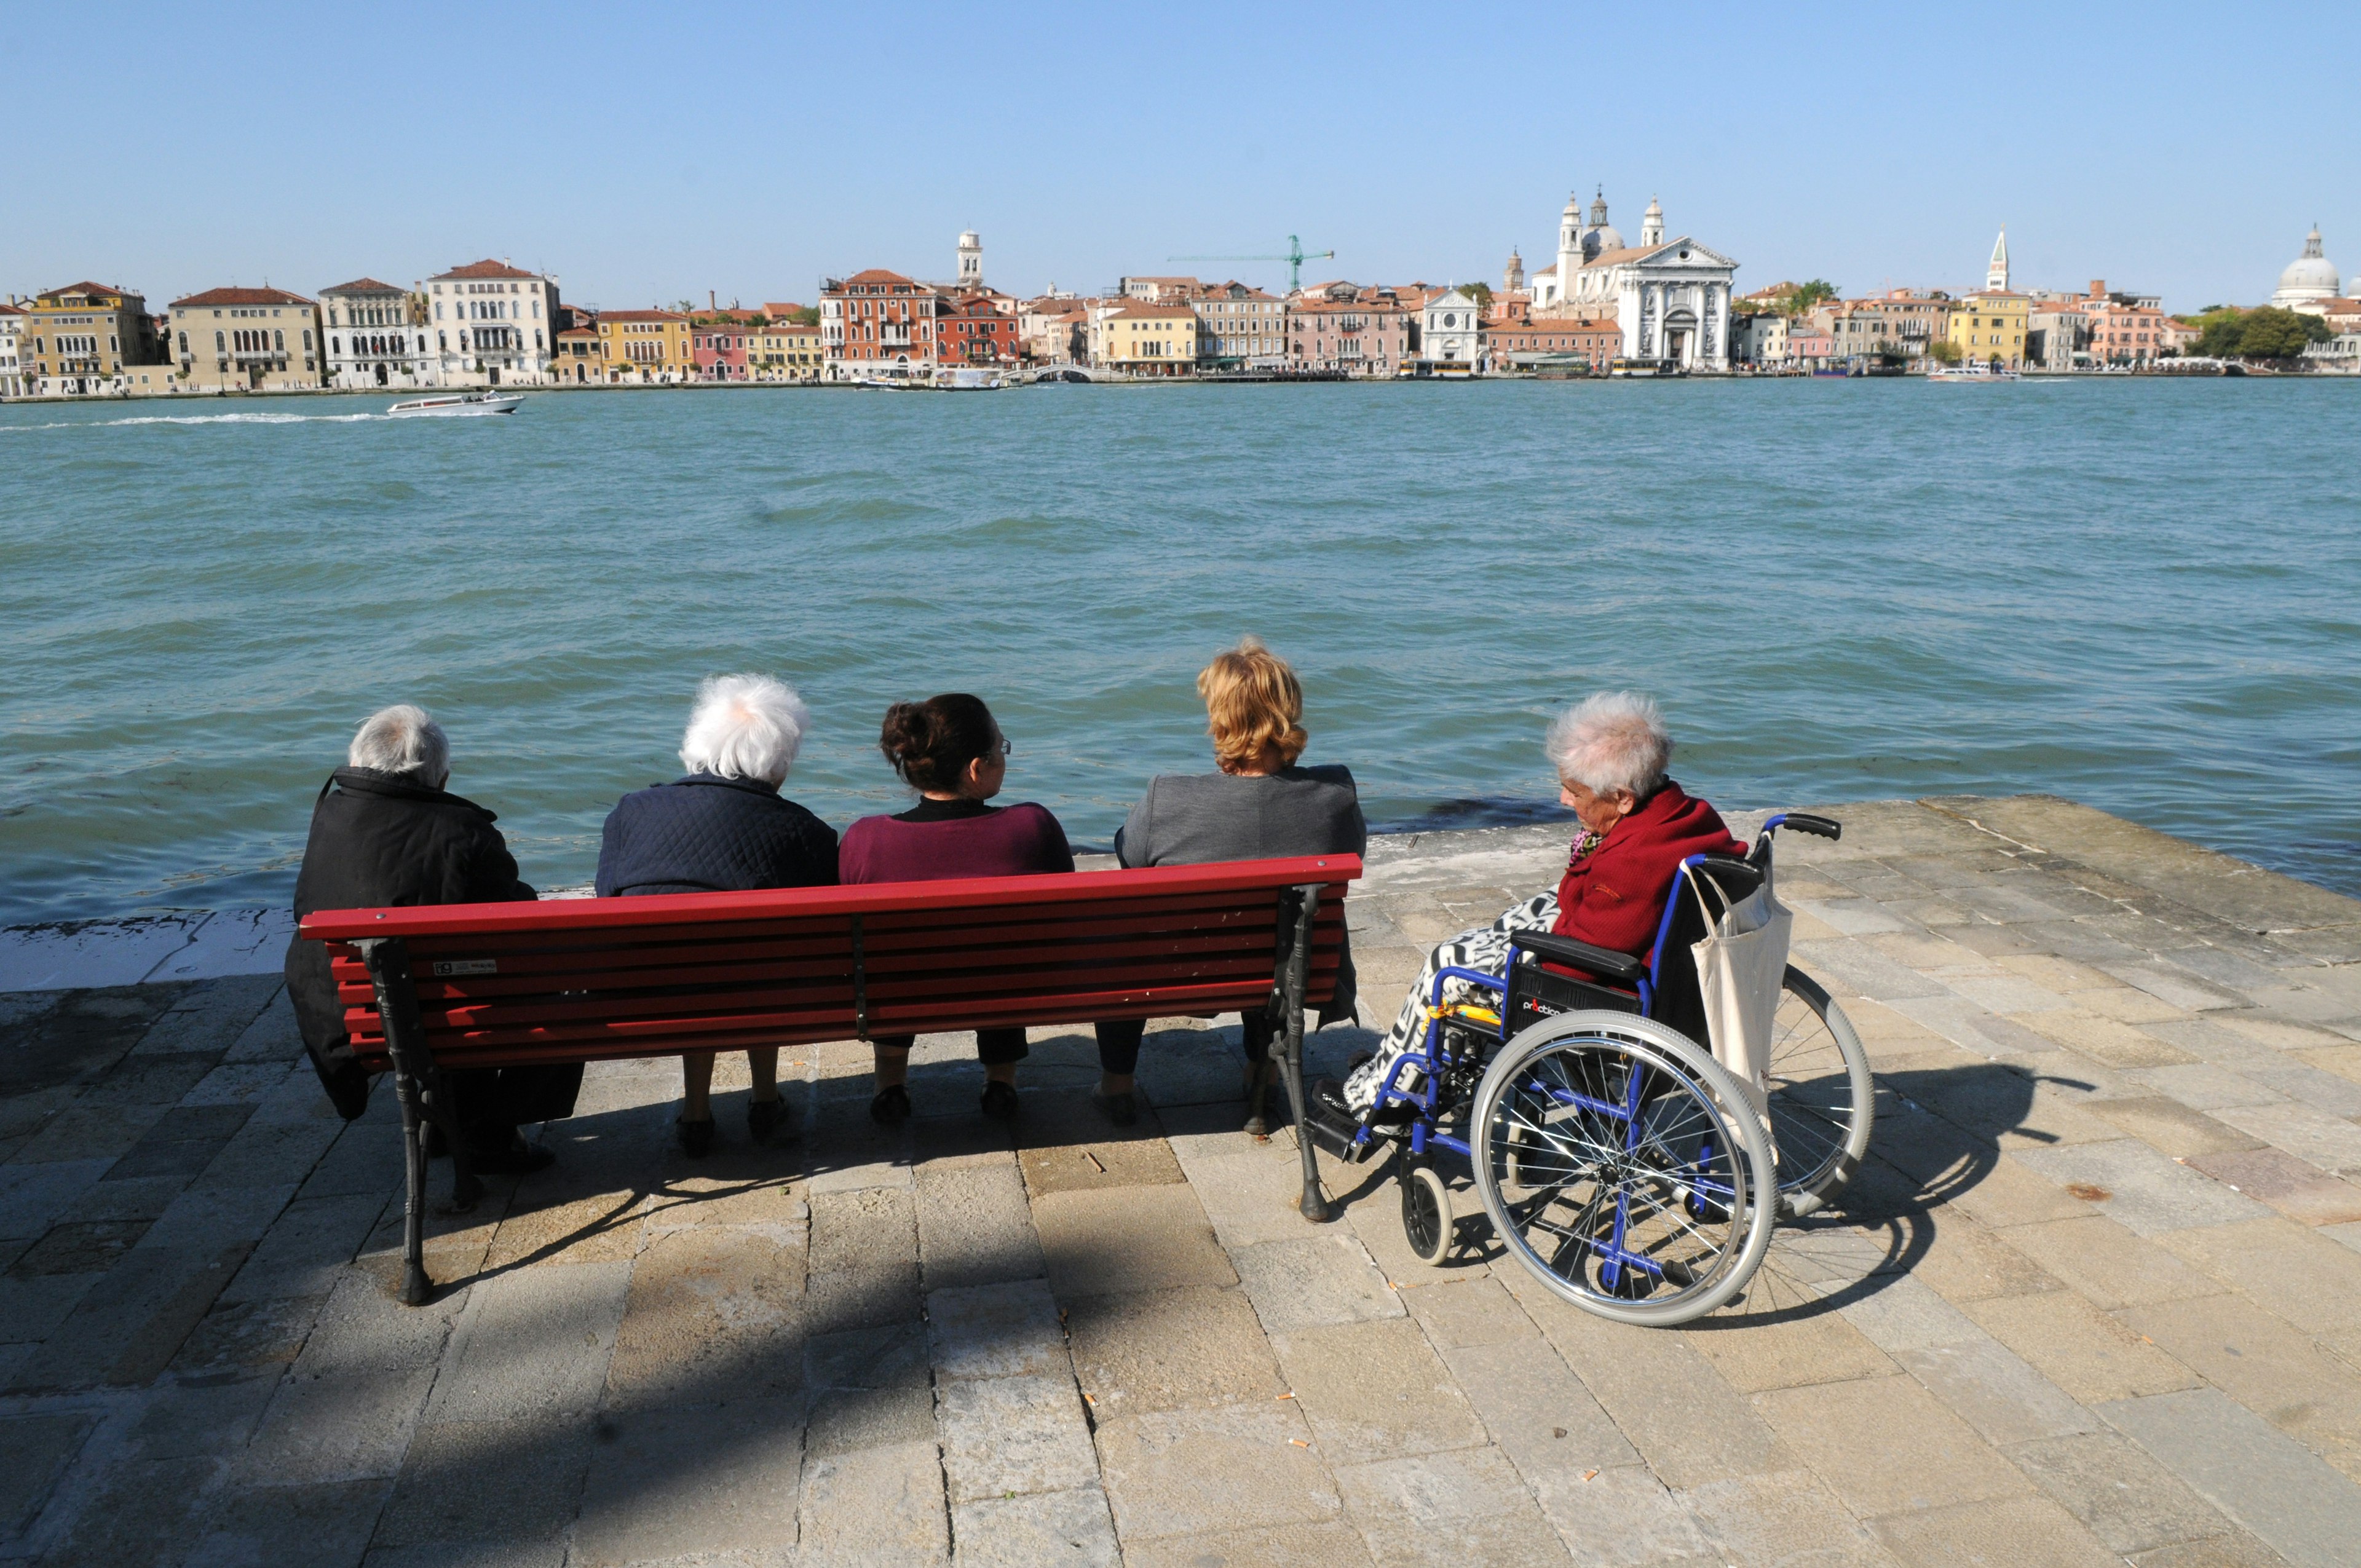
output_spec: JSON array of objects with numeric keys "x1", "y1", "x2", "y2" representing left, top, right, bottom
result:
[{"x1": 1509, "y1": 930, "x2": 1645, "y2": 981}]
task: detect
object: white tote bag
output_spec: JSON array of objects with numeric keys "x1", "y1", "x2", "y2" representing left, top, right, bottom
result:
[{"x1": 1687, "y1": 863, "x2": 1792, "y2": 1134}]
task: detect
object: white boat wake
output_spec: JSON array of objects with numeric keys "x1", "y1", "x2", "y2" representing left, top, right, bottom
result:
[{"x1": 0, "y1": 410, "x2": 387, "y2": 431}]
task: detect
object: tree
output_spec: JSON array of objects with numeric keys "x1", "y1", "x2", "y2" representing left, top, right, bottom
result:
[
  {"x1": 1463, "y1": 282, "x2": 1493, "y2": 311},
  {"x1": 2191, "y1": 307, "x2": 2248, "y2": 358},
  {"x1": 2235, "y1": 306, "x2": 2331, "y2": 360},
  {"x1": 1926, "y1": 338, "x2": 1963, "y2": 365},
  {"x1": 1787, "y1": 279, "x2": 1840, "y2": 315},
  {"x1": 789, "y1": 306, "x2": 820, "y2": 327}
]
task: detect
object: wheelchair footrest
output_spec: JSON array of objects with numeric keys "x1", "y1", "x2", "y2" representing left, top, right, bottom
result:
[{"x1": 1304, "y1": 1099, "x2": 1382, "y2": 1165}]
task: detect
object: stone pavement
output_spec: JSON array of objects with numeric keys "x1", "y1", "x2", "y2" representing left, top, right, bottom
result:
[{"x1": 6, "y1": 794, "x2": 2361, "y2": 1567}]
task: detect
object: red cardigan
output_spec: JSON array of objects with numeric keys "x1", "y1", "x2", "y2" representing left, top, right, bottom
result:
[{"x1": 1552, "y1": 781, "x2": 1746, "y2": 962}]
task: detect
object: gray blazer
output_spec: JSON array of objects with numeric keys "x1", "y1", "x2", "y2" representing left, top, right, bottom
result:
[{"x1": 1115, "y1": 765, "x2": 1366, "y2": 1026}]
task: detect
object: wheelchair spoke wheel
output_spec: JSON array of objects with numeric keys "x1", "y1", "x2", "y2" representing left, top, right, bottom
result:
[
  {"x1": 1399, "y1": 1161, "x2": 1452, "y2": 1266},
  {"x1": 1471, "y1": 1011, "x2": 1776, "y2": 1326},
  {"x1": 1766, "y1": 965, "x2": 1875, "y2": 1219}
]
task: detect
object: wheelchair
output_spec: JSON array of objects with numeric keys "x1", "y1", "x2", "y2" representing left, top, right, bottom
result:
[{"x1": 1313, "y1": 812, "x2": 1872, "y2": 1326}]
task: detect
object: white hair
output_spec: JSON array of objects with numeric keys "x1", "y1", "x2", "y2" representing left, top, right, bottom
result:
[
  {"x1": 1546, "y1": 691, "x2": 1672, "y2": 798},
  {"x1": 679, "y1": 673, "x2": 809, "y2": 786},
  {"x1": 349, "y1": 703, "x2": 450, "y2": 787}
]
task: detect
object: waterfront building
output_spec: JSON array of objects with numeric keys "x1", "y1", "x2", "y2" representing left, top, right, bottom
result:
[
  {"x1": 1814, "y1": 290, "x2": 1948, "y2": 368},
  {"x1": 2270, "y1": 226, "x2": 2338, "y2": 309},
  {"x1": 822, "y1": 269, "x2": 944, "y2": 381},
  {"x1": 2158, "y1": 316, "x2": 2201, "y2": 355},
  {"x1": 2074, "y1": 281, "x2": 2169, "y2": 366},
  {"x1": 757, "y1": 304, "x2": 825, "y2": 379},
  {"x1": 1091, "y1": 300, "x2": 1196, "y2": 374},
  {"x1": 553, "y1": 324, "x2": 602, "y2": 383},
  {"x1": 425, "y1": 259, "x2": 560, "y2": 386},
  {"x1": 1418, "y1": 288, "x2": 1482, "y2": 368},
  {"x1": 0, "y1": 303, "x2": 23, "y2": 397},
  {"x1": 1730, "y1": 312, "x2": 1787, "y2": 367},
  {"x1": 692, "y1": 315, "x2": 757, "y2": 381},
  {"x1": 1482, "y1": 314, "x2": 1618, "y2": 374},
  {"x1": 595, "y1": 309, "x2": 693, "y2": 382},
  {"x1": 1118, "y1": 276, "x2": 1202, "y2": 301},
  {"x1": 319, "y1": 279, "x2": 432, "y2": 389},
  {"x1": 1190, "y1": 282, "x2": 1285, "y2": 368},
  {"x1": 167, "y1": 287, "x2": 323, "y2": 392},
  {"x1": 940, "y1": 294, "x2": 1020, "y2": 366},
  {"x1": 1286, "y1": 282, "x2": 1412, "y2": 376},
  {"x1": 1021, "y1": 298, "x2": 1090, "y2": 363},
  {"x1": 1528, "y1": 189, "x2": 1737, "y2": 370},
  {"x1": 1948, "y1": 290, "x2": 2028, "y2": 369},
  {"x1": 20, "y1": 281, "x2": 164, "y2": 395},
  {"x1": 2026, "y1": 299, "x2": 2089, "y2": 370}
]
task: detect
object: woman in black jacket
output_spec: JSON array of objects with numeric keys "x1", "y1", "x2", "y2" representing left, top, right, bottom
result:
[
  {"x1": 284, "y1": 704, "x2": 580, "y2": 1173},
  {"x1": 596, "y1": 675, "x2": 839, "y2": 1157}
]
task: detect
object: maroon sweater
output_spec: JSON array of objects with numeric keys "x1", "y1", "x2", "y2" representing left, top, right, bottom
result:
[
  {"x1": 838, "y1": 797, "x2": 1076, "y2": 885},
  {"x1": 1552, "y1": 781, "x2": 1746, "y2": 960}
]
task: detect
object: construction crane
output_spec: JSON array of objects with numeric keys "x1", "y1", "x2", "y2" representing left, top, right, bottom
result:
[{"x1": 1168, "y1": 235, "x2": 1335, "y2": 294}]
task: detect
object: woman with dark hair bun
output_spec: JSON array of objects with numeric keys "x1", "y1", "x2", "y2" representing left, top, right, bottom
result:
[{"x1": 840, "y1": 694, "x2": 1075, "y2": 1124}]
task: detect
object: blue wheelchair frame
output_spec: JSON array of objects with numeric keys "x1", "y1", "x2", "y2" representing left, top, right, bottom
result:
[{"x1": 1348, "y1": 813, "x2": 1831, "y2": 1289}]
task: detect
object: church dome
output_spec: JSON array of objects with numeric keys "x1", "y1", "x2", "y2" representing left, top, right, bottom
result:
[
  {"x1": 2276, "y1": 226, "x2": 2338, "y2": 302},
  {"x1": 1581, "y1": 226, "x2": 1623, "y2": 261}
]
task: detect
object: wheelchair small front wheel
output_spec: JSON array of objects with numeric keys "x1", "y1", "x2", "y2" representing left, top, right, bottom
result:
[
  {"x1": 1399, "y1": 1161, "x2": 1452, "y2": 1266},
  {"x1": 1470, "y1": 1010, "x2": 1776, "y2": 1327}
]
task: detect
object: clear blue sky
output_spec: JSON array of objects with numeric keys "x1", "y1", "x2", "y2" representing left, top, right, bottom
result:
[{"x1": 9, "y1": 1, "x2": 2349, "y2": 315}]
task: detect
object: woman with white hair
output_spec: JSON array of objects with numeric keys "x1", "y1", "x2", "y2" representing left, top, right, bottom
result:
[
  {"x1": 285, "y1": 703, "x2": 582, "y2": 1173},
  {"x1": 597, "y1": 675, "x2": 839, "y2": 1157},
  {"x1": 1322, "y1": 692, "x2": 1745, "y2": 1121}
]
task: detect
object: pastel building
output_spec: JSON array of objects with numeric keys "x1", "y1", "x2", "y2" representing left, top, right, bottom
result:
[
  {"x1": 425, "y1": 259, "x2": 560, "y2": 386},
  {"x1": 320, "y1": 279, "x2": 432, "y2": 389},
  {"x1": 596, "y1": 310, "x2": 694, "y2": 382},
  {"x1": 20, "y1": 280, "x2": 164, "y2": 395},
  {"x1": 1092, "y1": 300, "x2": 1196, "y2": 374},
  {"x1": 167, "y1": 286, "x2": 322, "y2": 391}
]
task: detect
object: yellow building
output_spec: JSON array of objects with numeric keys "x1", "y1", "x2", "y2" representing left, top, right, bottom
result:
[
  {"x1": 168, "y1": 287, "x2": 324, "y2": 392},
  {"x1": 21, "y1": 280, "x2": 164, "y2": 395},
  {"x1": 1091, "y1": 301, "x2": 1198, "y2": 375},
  {"x1": 553, "y1": 325, "x2": 603, "y2": 383},
  {"x1": 595, "y1": 310, "x2": 693, "y2": 382},
  {"x1": 1948, "y1": 291, "x2": 2029, "y2": 369}
]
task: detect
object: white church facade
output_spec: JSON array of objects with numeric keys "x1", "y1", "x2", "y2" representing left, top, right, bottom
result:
[{"x1": 1525, "y1": 189, "x2": 1738, "y2": 371}]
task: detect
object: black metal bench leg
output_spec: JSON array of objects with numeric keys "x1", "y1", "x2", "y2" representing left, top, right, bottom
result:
[
  {"x1": 1279, "y1": 884, "x2": 1334, "y2": 1223},
  {"x1": 392, "y1": 1056, "x2": 433, "y2": 1306},
  {"x1": 359, "y1": 936, "x2": 469, "y2": 1306}
]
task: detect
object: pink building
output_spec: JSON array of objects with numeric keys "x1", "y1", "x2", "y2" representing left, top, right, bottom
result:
[
  {"x1": 692, "y1": 317, "x2": 757, "y2": 381},
  {"x1": 2079, "y1": 281, "x2": 2169, "y2": 365}
]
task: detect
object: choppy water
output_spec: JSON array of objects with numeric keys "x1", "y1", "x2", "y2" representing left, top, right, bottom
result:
[{"x1": 3, "y1": 378, "x2": 2357, "y2": 924}]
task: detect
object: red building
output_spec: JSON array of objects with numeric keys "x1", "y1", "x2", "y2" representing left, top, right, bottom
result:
[
  {"x1": 939, "y1": 295, "x2": 1019, "y2": 365},
  {"x1": 821, "y1": 269, "x2": 941, "y2": 379}
]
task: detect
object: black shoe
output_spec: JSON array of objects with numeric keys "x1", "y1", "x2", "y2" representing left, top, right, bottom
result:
[
  {"x1": 676, "y1": 1117, "x2": 716, "y2": 1158},
  {"x1": 980, "y1": 1080, "x2": 1020, "y2": 1122},
  {"x1": 746, "y1": 1096, "x2": 788, "y2": 1146},
  {"x1": 1319, "y1": 1075, "x2": 1414, "y2": 1129},
  {"x1": 871, "y1": 1084, "x2": 911, "y2": 1125},
  {"x1": 1094, "y1": 1091, "x2": 1137, "y2": 1128},
  {"x1": 469, "y1": 1135, "x2": 557, "y2": 1175}
]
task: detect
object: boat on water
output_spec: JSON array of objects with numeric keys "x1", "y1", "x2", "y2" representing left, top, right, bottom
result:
[
  {"x1": 1928, "y1": 363, "x2": 2020, "y2": 384},
  {"x1": 386, "y1": 393, "x2": 523, "y2": 417}
]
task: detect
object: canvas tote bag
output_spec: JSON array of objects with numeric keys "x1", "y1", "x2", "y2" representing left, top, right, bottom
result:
[{"x1": 1686, "y1": 861, "x2": 1792, "y2": 1138}]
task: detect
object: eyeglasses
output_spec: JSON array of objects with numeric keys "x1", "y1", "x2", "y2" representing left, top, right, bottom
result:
[{"x1": 995, "y1": 738, "x2": 1013, "y2": 758}]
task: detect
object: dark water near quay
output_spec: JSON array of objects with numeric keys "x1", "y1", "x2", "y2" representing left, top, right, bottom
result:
[{"x1": 3, "y1": 377, "x2": 2357, "y2": 923}]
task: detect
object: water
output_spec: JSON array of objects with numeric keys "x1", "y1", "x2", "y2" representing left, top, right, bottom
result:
[{"x1": 3, "y1": 379, "x2": 2357, "y2": 925}]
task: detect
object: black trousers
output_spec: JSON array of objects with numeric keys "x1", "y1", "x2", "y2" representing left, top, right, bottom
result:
[
  {"x1": 446, "y1": 1062, "x2": 583, "y2": 1144},
  {"x1": 1095, "y1": 1012, "x2": 1277, "y2": 1076},
  {"x1": 870, "y1": 1029, "x2": 1030, "y2": 1066}
]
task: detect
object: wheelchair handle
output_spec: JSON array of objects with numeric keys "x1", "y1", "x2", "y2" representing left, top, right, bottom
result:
[{"x1": 1765, "y1": 812, "x2": 1841, "y2": 841}]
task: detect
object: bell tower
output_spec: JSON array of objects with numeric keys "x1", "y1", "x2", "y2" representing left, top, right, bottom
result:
[
  {"x1": 1986, "y1": 228, "x2": 2009, "y2": 291},
  {"x1": 957, "y1": 230, "x2": 983, "y2": 292}
]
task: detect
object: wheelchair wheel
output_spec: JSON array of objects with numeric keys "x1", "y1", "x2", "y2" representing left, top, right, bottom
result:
[
  {"x1": 1399, "y1": 1160, "x2": 1452, "y2": 1266},
  {"x1": 1766, "y1": 965, "x2": 1875, "y2": 1219},
  {"x1": 1470, "y1": 1011, "x2": 1775, "y2": 1327}
]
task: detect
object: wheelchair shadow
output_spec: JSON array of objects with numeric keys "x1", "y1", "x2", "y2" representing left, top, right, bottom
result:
[{"x1": 1402, "y1": 1057, "x2": 2058, "y2": 1329}]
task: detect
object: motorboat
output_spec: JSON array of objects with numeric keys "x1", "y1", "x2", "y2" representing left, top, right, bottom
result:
[
  {"x1": 387, "y1": 392, "x2": 523, "y2": 417},
  {"x1": 1927, "y1": 363, "x2": 2020, "y2": 383}
]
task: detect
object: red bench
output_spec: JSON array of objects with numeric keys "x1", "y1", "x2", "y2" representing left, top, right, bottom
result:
[{"x1": 300, "y1": 853, "x2": 1361, "y2": 1303}]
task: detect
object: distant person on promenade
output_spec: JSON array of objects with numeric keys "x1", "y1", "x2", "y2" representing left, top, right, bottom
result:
[
  {"x1": 285, "y1": 703, "x2": 582, "y2": 1173},
  {"x1": 1094, "y1": 638, "x2": 1366, "y2": 1130},
  {"x1": 1320, "y1": 692, "x2": 1742, "y2": 1127},
  {"x1": 596, "y1": 675, "x2": 838, "y2": 1158},
  {"x1": 840, "y1": 694, "x2": 1074, "y2": 1125}
]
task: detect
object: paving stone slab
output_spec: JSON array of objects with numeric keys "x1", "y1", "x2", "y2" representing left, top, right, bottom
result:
[
  {"x1": 129, "y1": 1366, "x2": 282, "y2": 1459},
  {"x1": 2012, "y1": 1138, "x2": 2272, "y2": 1235},
  {"x1": 915, "y1": 1159, "x2": 1043, "y2": 1291},
  {"x1": 1960, "y1": 1288, "x2": 2199, "y2": 1403},
  {"x1": 1892, "y1": 1334, "x2": 2100, "y2": 1445},
  {"x1": 2100, "y1": 1387, "x2": 2361, "y2": 1568},
  {"x1": 1524, "y1": 1462, "x2": 1717, "y2": 1568},
  {"x1": 1753, "y1": 1373, "x2": 2031, "y2": 1518},
  {"x1": 1685, "y1": 1304, "x2": 1899, "y2": 1392},
  {"x1": 798, "y1": 1438, "x2": 949, "y2": 1566},
  {"x1": 1835, "y1": 1274, "x2": 1984, "y2": 1352},
  {"x1": 1441, "y1": 1337, "x2": 1636, "y2": 1474},
  {"x1": 426, "y1": 1257, "x2": 631, "y2": 1423},
  {"x1": 1034, "y1": 1184, "x2": 1235, "y2": 1299},
  {"x1": 2006, "y1": 1428, "x2": 2241, "y2": 1556},
  {"x1": 242, "y1": 1364, "x2": 440, "y2": 1482},
  {"x1": 1993, "y1": 1216, "x2": 2226, "y2": 1310},
  {"x1": 603, "y1": 1223, "x2": 805, "y2": 1411},
  {"x1": 1269, "y1": 1317, "x2": 1485, "y2": 1464},
  {"x1": 296, "y1": 1267, "x2": 466, "y2": 1376},
  {"x1": 1866, "y1": 1492, "x2": 2125, "y2": 1567},
  {"x1": 571, "y1": 1398, "x2": 805, "y2": 1566},
  {"x1": 1400, "y1": 1273, "x2": 1542, "y2": 1349},
  {"x1": 1120, "y1": 1518, "x2": 1375, "y2": 1568},
  {"x1": 36, "y1": 1453, "x2": 220, "y2": 1568},
  {"x1": 219, "y1": 1192, "x2": 386, "y2": 1303},
  {"x1": 949, "y1": 1483, "x2": 1120, "y2": 1567},
  {"x1": 1093, "y1": 1401, "x2": 1340, "y2": 1542},
  {"x1": 183, "y1": 1476, "x2": 390, "y2": 1568},
  {"x1": 2217, "y1": 1100, "x2": 2361, "y2": 1177},
  {"x1": 927, "y1": 1277, "x2": 1069, "y2": 1382},
  {"x1": 1064, "y1": 1284, "x2": 1284, "y2": 1416},
  {"x1": 1231, "y1": 1233, "x2": 1400, "y2": 1335},
  {"x1": 2121, "y1": 1293, "x2": 2361, "y2": 1459},
  {"x1": 1335, "y1": 1444, "x2": 1571, "y2": 1567},
  {"x1": 8, "y1": 1240, "x2": 251, "y2": 1390},
  {"x1": 936, "y1": 1372, "x2": 1098, "y2": 1503},
  {"x1": 374, "y1": 1414, "x2": 595, "y2": 1549},
  {"x1": 0, "y1": 1410, "x2": 96, "y2": 1539},
  {"x1": 1678, "y1": 1468, "x2": 1898, "y2": 1568},
  {"x1": 2153, "y1": 1214, "x2": 2361, "y2": 1336}
]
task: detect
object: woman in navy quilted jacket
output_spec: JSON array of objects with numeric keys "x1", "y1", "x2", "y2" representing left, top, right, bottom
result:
[{"x1": 596, "y1": 675, "x2": 839, "y2": 1157}]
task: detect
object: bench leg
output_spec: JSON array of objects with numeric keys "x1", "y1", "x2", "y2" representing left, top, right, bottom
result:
[{"x1": 391, "y1": 1059, "x2": 434, "y2": 1306}]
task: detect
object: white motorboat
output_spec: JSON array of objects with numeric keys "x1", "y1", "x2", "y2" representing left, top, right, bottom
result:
[
  {"x1": 1927, "y1": 363, "x2": 2020, "y2": 383},
  {"x1": 387, "y1": 392, "x2": 523, "y2": 417}
]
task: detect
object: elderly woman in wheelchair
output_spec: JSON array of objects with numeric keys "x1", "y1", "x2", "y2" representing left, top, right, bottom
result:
[{"x1": 1308, "y1": 692, "x2": 1872, "y2": 1326}]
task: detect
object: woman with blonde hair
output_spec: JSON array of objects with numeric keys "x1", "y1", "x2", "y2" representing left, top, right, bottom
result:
[{"x1": 1093, "y1": 637, "x2": 1366, "y2": 1127}]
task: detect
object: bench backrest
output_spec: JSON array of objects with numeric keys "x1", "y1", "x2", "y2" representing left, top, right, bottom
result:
[{"x1": 301, "y1": 855, "x2": 1360, "y2": 1072}]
